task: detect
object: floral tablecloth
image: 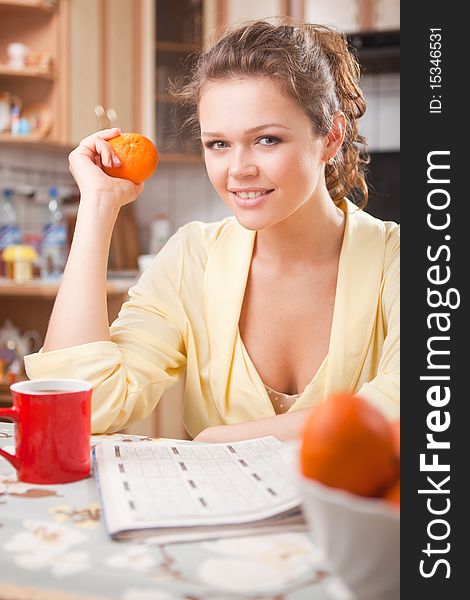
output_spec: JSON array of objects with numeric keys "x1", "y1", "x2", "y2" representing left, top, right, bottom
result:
[{"x1": 0, "y1": 423, "x2": 342, "y2": 600}]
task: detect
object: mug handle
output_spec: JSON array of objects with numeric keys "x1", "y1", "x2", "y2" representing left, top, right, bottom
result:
[{"x1": 0, "y1": 407, "x2": 19, "y2": 470}]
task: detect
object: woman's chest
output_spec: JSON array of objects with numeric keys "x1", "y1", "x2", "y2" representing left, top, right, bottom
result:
[{"x1": 239, "y1": 267, "x2": 338, "y2": 394}]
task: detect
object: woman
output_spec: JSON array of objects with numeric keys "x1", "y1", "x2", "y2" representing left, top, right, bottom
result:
[{"x1": 25, "y1": 21, "x2": 399, "y2": 441}]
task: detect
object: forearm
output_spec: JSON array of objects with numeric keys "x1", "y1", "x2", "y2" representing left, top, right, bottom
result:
[
  {"x1": 42, "y1": 128, "x2": 144, "y2": 352},
  {"x1": 43, "y1": 198, "x2": 119, "y2": 351},
  {"x1": 193, "y1": 407, "x2": 311, "y2": 443}
]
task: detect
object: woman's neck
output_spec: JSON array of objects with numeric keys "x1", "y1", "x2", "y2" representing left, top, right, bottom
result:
[{"x1": 254, "y1": 193, "x2": 346, "y2": 269}]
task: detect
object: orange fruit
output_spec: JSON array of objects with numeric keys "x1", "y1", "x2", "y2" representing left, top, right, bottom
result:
[
  {"x1": 381, "y1": 420, "x2": 400, "y2": 507},
  {"x1": 381, "y1": 478, "x2": 400, "y2": 507},
  {"x1": 391, "y1": 419, "x2": 400, "y2": 460},
  {"x1": 103, "y1": 133, "x2": 158, "y2": 184},
  {"x1": 300, "y1": 393, "x2": 399, "y2": 497}
]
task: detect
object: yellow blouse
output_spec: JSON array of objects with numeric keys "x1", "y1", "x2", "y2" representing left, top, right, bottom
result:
[{"x1": 25, "y1": 200, "x2": 400, "y2": 437}]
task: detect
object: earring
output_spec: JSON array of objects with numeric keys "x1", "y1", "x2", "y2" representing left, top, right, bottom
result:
[{"x1": 328, "y1": 156, "x2": 335, "y2": 165}]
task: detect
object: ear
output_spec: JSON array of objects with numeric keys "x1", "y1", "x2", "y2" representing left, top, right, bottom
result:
[{"x1": 322, "y1": 112, "x2": 346, "y2": 164}]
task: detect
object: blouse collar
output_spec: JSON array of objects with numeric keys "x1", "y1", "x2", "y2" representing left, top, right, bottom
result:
[{"x1": 204, "y1": 200, "x2": 386, "y2": 419}]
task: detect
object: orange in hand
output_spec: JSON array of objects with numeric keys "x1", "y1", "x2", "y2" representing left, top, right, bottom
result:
[
  {"x1": 103, "y1": 133, "x2": 159, "y2": 184},
  {"x1": 300, "y1": 394, "x2": 399, "y2": 498}
]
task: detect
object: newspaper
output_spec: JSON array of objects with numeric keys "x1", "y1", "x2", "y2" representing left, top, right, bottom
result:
[{"x1": 93, "y1": 436, "x2": 306, "y2": 543}]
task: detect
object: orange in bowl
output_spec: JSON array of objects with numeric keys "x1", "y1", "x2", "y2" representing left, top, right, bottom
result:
[
  {"x1": 381, "y1": 478, "x2": 400, "y2": 507},
  {"x1": 381, "y1": 419, "x2": 400, "y2": 507},
  {"x1": 300, "y1": 393, "x2": 399, "y2": 497},
  {"x1": 390, "y1": 418, "x2": 400, "y2": 460},
  {"x1": 103, "y1": 133, "x2": 159, "y2": 184},
  {"x1": 297, "y1": 397, "x2": 400, "y2": 598}
]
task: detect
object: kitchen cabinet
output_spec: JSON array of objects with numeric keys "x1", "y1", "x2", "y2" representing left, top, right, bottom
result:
[
  {"x1": 0, "y1": 0, "x2": 68, "y2": 144},
  {"x1": 154, "y1": 0, "x2": 203, "y2": 163},
  {"x1": 375, "y1": 0, "x2": 400, "y2": 31},
  {"x1": 66, "y1": 1, "x2": 143, "y2": 269},
  {"x1": 304, "y1": 0, "x2": 360, "y2": 32},
  {"x1": 222, "y1": 0, "x2": 290, "y2": 26},
  {"x1": 152, "y1": 0, "x2": 300, "y2": 164},
  {"x1": 303, "y1": 0, "x2": 399, "y2": 33},
  {"x1": 0, "y1": 0, "x2": 140, "y2": 148},
  {"x1": 68, "y1": 0, "x2": 139, "y2": 145},
  {"x1": 203, "y1": 0, "x2": 300, "y2": 43}
]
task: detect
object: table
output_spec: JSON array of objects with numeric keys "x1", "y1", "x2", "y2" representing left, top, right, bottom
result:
[{"x1": 0, "y1": 423, "x2": 341, "y2": 600}]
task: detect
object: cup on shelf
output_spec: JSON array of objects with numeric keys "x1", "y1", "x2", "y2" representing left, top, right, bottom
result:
[{"x1": 7, "y1": 43, "x2": 31, "y2": 70}]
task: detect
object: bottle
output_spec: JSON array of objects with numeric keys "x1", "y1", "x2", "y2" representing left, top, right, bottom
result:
[
  {"x1": 149, "y1": 212, "x2": 171, "y2": 254},
  {"x1": 41, "y1": 186, "x2": 67, "y2": 279},
  {"x1": 10, "y1": 105, "x2": 21, "y2": 136},
  {"x1": 0, "y1": 188, "x2": 21, "y2": 277}
]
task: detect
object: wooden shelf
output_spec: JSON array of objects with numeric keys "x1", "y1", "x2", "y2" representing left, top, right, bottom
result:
[
  {"x1": 0, "y1": 133, "x2": 49, "y2": 143},
  {"x1": 0, "y1": 64, "x2": 55, "y2": 80},
  {"x1": 0, "y1": 136, "x2": 72, "y2": 151},
  {"x1": 0, "y1": 277, "x2": 134, "y2": 358},
  {"x1": 0, "y1": 0, "x2": 64, "y2": 143},
  {"x1": 0, "y1": 277, "x2": 136, "y2": 298},
  {"x1": 0, "y1": 0, "x2": 56, "y2": 16}
]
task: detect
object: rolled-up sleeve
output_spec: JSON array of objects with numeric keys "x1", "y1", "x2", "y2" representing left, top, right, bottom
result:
[
  {"x1": 25, "y1": 228, "x2": 189, "y2": 433},
  {"x1": 357, "y1": 225, "x2": 400, "y2": 420}
]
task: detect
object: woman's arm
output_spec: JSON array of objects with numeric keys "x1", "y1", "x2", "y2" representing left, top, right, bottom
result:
[
  {"x1": 26, "y1": 235, "x2": 188, "y2": 434},
  {"x1": 193, "y1": 407, "x2": 311, "y2": 443},
  {"x1": 356, "y1": 226, "x2": 400, "y2": 420},
  {"x1": 43, "y1": 129, "x2": 143, "y2": 351}
]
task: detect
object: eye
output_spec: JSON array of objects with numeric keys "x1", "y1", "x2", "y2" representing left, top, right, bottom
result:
[
  {"x1": 257, "y1": 135, "x2": 281, "y2": 146},
  {"x1": 204, "y1": 140, "x2": 229, "y2": 150}
]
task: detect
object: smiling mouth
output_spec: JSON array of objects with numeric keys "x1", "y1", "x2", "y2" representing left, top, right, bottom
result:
[
  {"x1": 230, "y1": 189, "x2": 274, "y2": 198},
  {"x1": 229, "y1": 189, "x2": 274, "y2": 209},
  {"x1": 233, "y1": 190, "x2": 272, "y2": 199}
]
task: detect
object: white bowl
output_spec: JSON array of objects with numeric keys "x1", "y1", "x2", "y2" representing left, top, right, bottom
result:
[{"x1": 298, "y1": 473, "x2": 400, "y2": 600}]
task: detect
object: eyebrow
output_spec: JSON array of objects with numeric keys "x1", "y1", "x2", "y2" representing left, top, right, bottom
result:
[{"x1": 201, "y1": 123, "x2": 292, "y2": 137}]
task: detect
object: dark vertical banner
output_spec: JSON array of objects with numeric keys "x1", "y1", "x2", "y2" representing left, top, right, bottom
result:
[{"x1": 401, "y1": 0, "x2": 467, "y2": 596}]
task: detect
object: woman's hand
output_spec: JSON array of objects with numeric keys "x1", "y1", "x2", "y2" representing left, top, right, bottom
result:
[
  {"x1": 68, "y1": 128, "x2": 144, "y2": 207},
  {"x1": 193, "y1": 425, "x2": 234, "y2": 443},
  {"x1": 42, "y1": 128, "x2": 146, "y2": 352},
  {"x1": 193, "y1": 409, "x2": 312, "y2": 443}
]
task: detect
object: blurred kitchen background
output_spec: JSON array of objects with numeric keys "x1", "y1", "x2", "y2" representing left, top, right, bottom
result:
[{"x1": 0, "y1": 0, "x2": 399, "y2": 435}]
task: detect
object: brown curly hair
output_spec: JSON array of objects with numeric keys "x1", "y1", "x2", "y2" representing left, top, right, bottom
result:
[{"x1": 171, "y1": 19, "x2": 369, "y2": 207}]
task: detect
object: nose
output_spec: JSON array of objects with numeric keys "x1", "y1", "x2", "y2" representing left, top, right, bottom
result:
[{"x1": 228, "y1": 148, "x2": 258, "y2": 178}]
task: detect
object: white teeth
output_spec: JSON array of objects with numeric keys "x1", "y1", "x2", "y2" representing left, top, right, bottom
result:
[{"x1": 235, "y1": 191, "x2": 264, "y2": 199}]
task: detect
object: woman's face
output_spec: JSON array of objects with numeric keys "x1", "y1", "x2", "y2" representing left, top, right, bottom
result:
[{"x1": 199, "y1": 76, "x2": 327, "y2": 231}]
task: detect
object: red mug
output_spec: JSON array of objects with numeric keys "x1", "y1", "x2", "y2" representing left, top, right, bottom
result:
[{"x1": 0, "y1": 379, "x2": 92, "y2": 484}]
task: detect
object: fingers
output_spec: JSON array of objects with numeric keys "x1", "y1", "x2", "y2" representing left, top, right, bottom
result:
[
  {"x1": 67, "y1": 129, "x2": 145, "y2": 205},
  {"x1": 94, "y1": 136, "x2": 121, "y2": 168},
  {"x1": 69, "y1": 128, "x2": 122, "y2": 173},
  {"x1": 94, "y1": 154, "x2": 103, "y2": 168},
  {"x1": 81, "y1": 127, "x2": 122, "y2": 144}
]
